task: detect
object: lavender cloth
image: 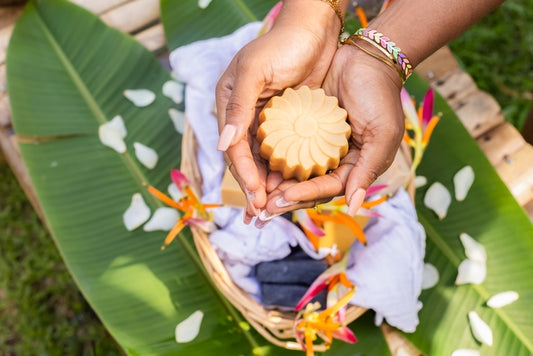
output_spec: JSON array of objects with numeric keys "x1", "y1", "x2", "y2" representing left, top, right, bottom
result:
[{"x1": 169, "y1": 22, "x2": 426, "y2": 332}]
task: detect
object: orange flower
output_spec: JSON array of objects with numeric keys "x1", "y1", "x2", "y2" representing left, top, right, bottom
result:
[{"x1": 148, "y1": 169, "x2": 219, "y2": 250}]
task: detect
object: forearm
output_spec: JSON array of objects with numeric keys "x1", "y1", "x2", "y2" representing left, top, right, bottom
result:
[{"x1": 368, "y1": 0, "x2": 505, "y2": 67}]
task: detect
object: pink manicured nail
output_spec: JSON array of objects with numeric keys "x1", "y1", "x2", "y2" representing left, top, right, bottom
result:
[
  {"x1": 243, "y1": 212, "x2": 253, "y2": 225},
  {"x1": 347, "y1": 188, "x2": 366, "y2": 216},
  {"x1": 258, "y1": 210, "x2": 281, "y2": 222},
  {"x1": 217, "y1": 124, "x2": 237, "y2": 151},
  {"x1": 244, "y1": 187, "x2": 256, "y2": 202},
  {"x1": 275, "y1": 197, "x2": 299, "y2": 208}
]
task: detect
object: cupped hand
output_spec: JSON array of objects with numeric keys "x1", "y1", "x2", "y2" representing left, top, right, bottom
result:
[
  {"x1": 262, "y1": 41, "x2": 405, "y2": 218},
  {"x1": 215, "y1": 1, "x2": 341, "y2": 223}
]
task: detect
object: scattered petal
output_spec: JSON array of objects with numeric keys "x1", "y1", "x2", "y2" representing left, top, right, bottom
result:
[
  {"x1": 451, "y1": 349, "x2": 480, "y2": 356},
  {"x1": 424, "y1": 182, "x2": 451, "y2": 220},
  {"x1": 396, "y1": 347, "x2": 411, "y2": 356},
  {"x1": 456, "y1": 259, "x2": 486, "y2": 285},
  {"x1": 162, "y1": 81, "x2": 184, "y2": 104},
  {"x1": 198, "y1": 0, "x2": 212, "y2": 9},
  {"x1": 414, "y1": 176, "x2": 427, "y2": 188},
  {"x1": 108, "y1": 115, "x2": 127, "y2": 137},
  {"x1": 175, "y1": 310, "x2": 204, "y2": 343},
  {"x1": 143, "y1": 207, "x2": 179, "y2": 231},
  {"x1": 487, "y1": 291, "x2": 519, "y2": 308},
  {"x1": 123, "y1": 193, "x2": 151, "y2": 231},
  {"x1": 99, "y1": 116, "x2": 127, "y2": 153},
  {"x1": 169, "y1": 108, "x2": 185, "y2": 134},
  {"x1": 454, "y1": 165, "x2": 475, "y2": 201},
  {"x1": 459, "y1": 233, "x2": 487, "y2": 263},
  {"x1": 421, "y1": 263, "x2": 439, "y2": 289},
  {"x1": 134, "y1": 142, "x2": 159, "y2": 169},
  {"x1": 468, "y1": 311, "x2": 493, "y2": 346},
  {"x1": 168, "y1": 182, "x2": 183, "y2": 202},
  {"x1": 123, "y1": 89, "x2": 156, "y2": 107}
]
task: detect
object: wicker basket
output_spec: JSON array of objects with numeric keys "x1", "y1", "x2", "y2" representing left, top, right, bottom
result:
[{"x1": 180, "y1": 121, "x2": 413, "y2": 351}]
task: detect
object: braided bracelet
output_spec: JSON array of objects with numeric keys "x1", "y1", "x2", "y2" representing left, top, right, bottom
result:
[
  {"x1": 319, "y1": 0, "x2": 345, "y2": 35},
  {"x1": 344, "y1": 36, "x2": 404, "y2": 83},
  {"x1": 354, "y1": 28, "x2": 413, "y2": 81}
]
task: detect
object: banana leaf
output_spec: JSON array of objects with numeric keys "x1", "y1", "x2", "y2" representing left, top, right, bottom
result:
[
  {"x1": 6, "y1": 1, "x2": 390, "y2": 355},
  {"x1": 160, "y1": 1, "x2": 533, "y2": 355}
]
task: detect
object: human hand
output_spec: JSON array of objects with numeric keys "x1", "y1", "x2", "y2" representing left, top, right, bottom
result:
[
  {"x1": 261, "y1": 41, "x2": 405, "y2": 219},
  {"x1": 215, "y1": 0, "x2": 343, "y2": 224}
]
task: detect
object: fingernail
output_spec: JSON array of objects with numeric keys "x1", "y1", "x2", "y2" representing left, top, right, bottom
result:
[
  {"x1": 244, "y1": 188, "x2": 256, "y2": 202},
  {"x1": 255, "y1": 218, "x2": 268, "y2": 229},
  {"x1": 258, "y1": 210, "x2": 281, "y2": 222},
  {"x1": 347, "y1": 188, "x2": 366, "y2": 216},
  {"x1": 243, "y1": 212, "x2": 253, "y2": 225},
  {"x1": 217, "y1": 124, "x2": 237, "y2": 151},
  {"x1": 275, "y1": 197, "x2": 299, "y2": 208}
]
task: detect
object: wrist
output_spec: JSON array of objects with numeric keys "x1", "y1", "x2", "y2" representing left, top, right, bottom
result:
[{"x1": 275, "y1": 0, "x2": 349, "y2": 39}]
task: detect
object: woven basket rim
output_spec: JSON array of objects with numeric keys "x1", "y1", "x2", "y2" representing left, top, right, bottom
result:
[{"x1": 180, "y1": 120, "x2": 369, "y2": 351}]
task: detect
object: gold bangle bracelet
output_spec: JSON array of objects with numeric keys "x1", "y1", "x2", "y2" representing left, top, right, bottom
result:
[
  {"x1": 355, "y1": 34, "x2": 396, "y2": 63},
  {"x1": 344, "y1": 37, "x2": 405, "y2": 84}
]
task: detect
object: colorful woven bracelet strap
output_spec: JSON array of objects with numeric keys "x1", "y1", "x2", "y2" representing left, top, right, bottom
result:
[
  {"x1": 344, "y1": 36, "x2": 404, "y2": 83},
  {"x1": 354, "y1": 28, "x2": 413, "y2": 81},
  {"x1": 319, "y1": 0, "x2": 345, "y2": 35}
]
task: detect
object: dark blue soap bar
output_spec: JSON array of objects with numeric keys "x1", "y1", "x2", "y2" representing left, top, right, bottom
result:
[
  {"x1": 261, "y1": 283, "x2": 328, "y2": 310},
  {"x1": 255, "y1": 259, "x2": 328, "y2": 285}
]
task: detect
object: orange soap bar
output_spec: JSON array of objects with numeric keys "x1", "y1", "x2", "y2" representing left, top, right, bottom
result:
[
  {"x1": 220, "y1": 168, "x2": 246, "y2": 208},
  {"x1": 257, "y1": 86, "x2": 350, "y2": 181}
]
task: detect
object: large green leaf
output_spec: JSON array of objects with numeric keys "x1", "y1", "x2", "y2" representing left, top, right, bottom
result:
[
  {"x1": 162, "y1": 2, "x2": 533, "y2": 355},
  {"x1": 161, "y1": 0, "x2": 278, "y2": 51},
  {"x1": 7, "y1": 1, "x2": 391, "y2": 355},
  {"x1": 404, "y1": 76, "x2": 533, "y2": 355}
]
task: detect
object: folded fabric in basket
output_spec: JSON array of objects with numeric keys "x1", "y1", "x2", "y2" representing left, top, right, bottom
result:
[{"x1": 169, "y1": 22, "x2": 426, "y2": 333}]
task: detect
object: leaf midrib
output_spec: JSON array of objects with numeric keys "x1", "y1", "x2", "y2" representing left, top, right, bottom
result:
[
  {"x1": 33, "y1": 4, "x2": 150, "y2": 196},
  {"x1": 232, "y1": 0, "x2": 259, "y2": 22},
  {"x1": 419, "y1": 213, "x2": 533, "y2": 352}
]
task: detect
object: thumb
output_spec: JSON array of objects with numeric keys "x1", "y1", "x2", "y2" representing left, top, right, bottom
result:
[{"x1": 345, "y1": 131, "x2": 401, "y2": 215}]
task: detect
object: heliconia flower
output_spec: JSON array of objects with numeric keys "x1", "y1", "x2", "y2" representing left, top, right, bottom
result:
[
  {"x1": 257, "y1": 1, "x2": 282, "y2": 37},
  {"x1": 401, "y1": 87, "x2": 441, "y2": 177},
  {"x1": 294, "y1": 287, "x2": 357, "y2": 356},
  {"x1": 148, "y1": 169, "x2": 220, "y2": 249},
  {"x1": 295, "y1": 257, "x2": 354, "y2": 311}
]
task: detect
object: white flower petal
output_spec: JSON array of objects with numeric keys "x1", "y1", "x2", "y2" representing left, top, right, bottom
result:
[
  {"x1": 487, "y1": 291, "x2": 519, "y2": 308},
  {"x1": 451, "y1": 349, "x2": 480, "y2": 356},
  {"x1": 123, "y1": 193, "x2": 151, "y2": 231},
  {"x1": 99, "y1": 121, "x2": 126, "y2": 153},
  {"x1": 421, "y1": 263, "x2": 439, "y2": 289},
  {"x1": 162, "y1": 80, "x2": 184, "y2": 104},
  {"x1": 396, "y1": 347, "x2": 410, "y2": 356},
  {"x1": 108, "y1": 115, "x2": 127, "y2": 138},
  {"x1": 468, "y1": 311, "x2": 493, "y2": 346},
  {"x1": 123, "y1": 89, "x2": 156, "y2": 107},
  {"x1": 414, "y1": 175, "x2": 427, "y2": 188},
  {"x1": 168, "y1": 182, "x2": 183, "y2": 202},
  {"x1": 133, "y1": 142, "x2": 158, "y2": 169},
  {"x1": 143, "y1": 207, "x2": 179, "y2": 231},
  {"x1": 198, "y1": 0, "x2": 212, "y2": 9},
  {"x1": 459, "y1": 232, "x2": 487, "y2": 263},
  {"x1": 169, "y1": 108, "x2": 185, "y2": 134},
  {"x1": 456, "y1": 259, "x2": 486, "y2": 285},
  {"x1": 424, "y1": 182, "x2": 451, "y2": 220},
  {"x1": 454, "y1": 165, "x2": 475, "y2": 201},
  {"x1": 175, "y1": 310, "x2": 204, "y2": 343}
]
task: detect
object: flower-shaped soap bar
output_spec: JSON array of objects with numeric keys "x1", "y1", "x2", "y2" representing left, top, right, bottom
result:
[{"x1": 257, "y1": 86, "x2": 350, "y2": 181}]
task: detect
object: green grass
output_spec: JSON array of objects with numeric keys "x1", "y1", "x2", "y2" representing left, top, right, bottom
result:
[
  {"x1": 449, "y1": 0, "x2": 533, "y2": 129},
  {"x1": 0, "y1": 1, "x2": 531, "y2": 354},
  {"x1": 0, "y1": 164, "x2": 121, "y2": 355}
]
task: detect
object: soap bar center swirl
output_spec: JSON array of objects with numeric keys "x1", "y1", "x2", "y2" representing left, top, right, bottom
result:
[{"x1": 294, "y1": 115, "x2": 318, "y2": 138}]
